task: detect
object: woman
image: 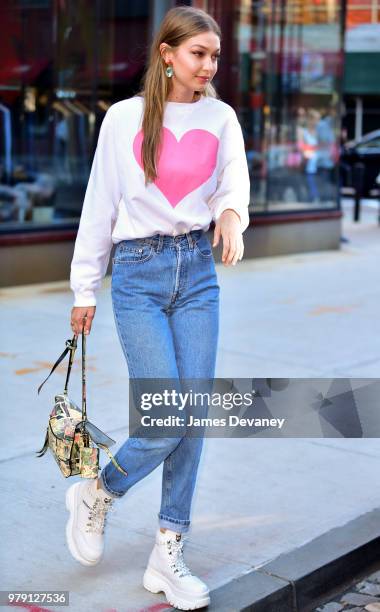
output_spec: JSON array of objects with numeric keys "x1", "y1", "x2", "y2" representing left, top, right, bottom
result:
[
  {"x1": 298, "y1": 108, "x2": 321, "y2": 203},
  {"x1": 66, "y1": 6, "x2": 250, "y2": 611}
]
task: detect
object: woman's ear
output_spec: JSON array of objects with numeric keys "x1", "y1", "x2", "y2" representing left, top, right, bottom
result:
[
  {"x1": 160, "y1": 44, "x2": 176, "y2": 69},
  {"x1": 159, "y1": 43, "x2": 170, "y2": 63}
]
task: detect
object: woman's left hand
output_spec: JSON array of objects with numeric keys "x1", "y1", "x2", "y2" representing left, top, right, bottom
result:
[{"x1": 213, "y1": 209, "x2": 244, "y2": 266}]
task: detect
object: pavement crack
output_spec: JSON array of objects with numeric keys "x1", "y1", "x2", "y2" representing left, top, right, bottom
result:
[{"x1": 257, "y1": 568, "x2": 298, "y2": 611}]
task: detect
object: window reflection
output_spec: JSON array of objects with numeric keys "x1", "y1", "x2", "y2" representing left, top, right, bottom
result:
[
  {"x1": 0, "y1": 0, "x2": 149, "y2": 228},
  {"x1": 238, "y1": 0, "x2": 343, "y2": 212}
]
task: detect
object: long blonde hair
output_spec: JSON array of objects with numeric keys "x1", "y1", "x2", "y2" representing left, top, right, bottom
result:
[{"x1": 135, "y1": 6, "x2": 221, "y2": 186}]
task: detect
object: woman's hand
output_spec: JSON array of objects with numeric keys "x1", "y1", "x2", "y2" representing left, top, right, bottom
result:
[
  {"x1": 213, "y1": 209, "x2": 244, "y2": 266},
  {"x1": 70, "y1": 306, "x2": 96, "y2": 336}
]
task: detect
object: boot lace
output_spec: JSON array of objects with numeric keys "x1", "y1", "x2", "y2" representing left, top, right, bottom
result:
[
  {"x1": 84, "y1": 495, "x2": 115, "y2": 535},
  {"x1": 166, "y1": 537, "x2": 192, "y2": 578}
]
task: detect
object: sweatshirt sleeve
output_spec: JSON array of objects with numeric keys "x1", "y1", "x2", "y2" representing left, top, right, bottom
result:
[
  {"x1": 207, "y1": 107, "x2": 251, "y2": 233},
  {"x1": 70, "y1": 105, "x2": 122, "y2": 307}
]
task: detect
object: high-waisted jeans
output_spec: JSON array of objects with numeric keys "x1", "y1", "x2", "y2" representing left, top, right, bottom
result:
[{"x1": 99, "y1": 229, "x2": 220, "y2": 534}]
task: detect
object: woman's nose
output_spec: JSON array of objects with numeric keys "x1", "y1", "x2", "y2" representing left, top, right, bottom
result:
[{"x1": 202, "y1": 57, "x2": 214, "y2": 72}]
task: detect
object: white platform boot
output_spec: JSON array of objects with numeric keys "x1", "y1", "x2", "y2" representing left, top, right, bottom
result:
[
  {"x1": 143, "y1": 528, "x2": 210, "y2": 610},
  {"x1": 65, "y1": 478, "x2": 115, "y2": 566}
]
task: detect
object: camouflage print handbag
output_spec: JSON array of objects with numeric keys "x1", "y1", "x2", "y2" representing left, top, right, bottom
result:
[{"x1": 36, "y1": 330, "x2": 128, "y2": 479}]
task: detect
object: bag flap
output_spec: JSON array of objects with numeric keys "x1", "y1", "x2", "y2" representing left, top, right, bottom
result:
[{"x1": 83, "y1": 420, "x2": 116, "y2": 448}]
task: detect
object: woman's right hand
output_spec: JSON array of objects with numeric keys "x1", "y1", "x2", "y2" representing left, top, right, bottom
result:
[{"x1": 70, "y1": 306, "x2": 96, "y2": 336}]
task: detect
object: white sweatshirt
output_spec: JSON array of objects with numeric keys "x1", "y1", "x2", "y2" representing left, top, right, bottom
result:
[{"x1": 70, "y1": 94, "x2": 251, "y2": 306}]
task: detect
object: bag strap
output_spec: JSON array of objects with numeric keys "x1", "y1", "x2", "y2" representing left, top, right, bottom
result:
[
  {"x1": 65, "y1": 335, "x2": 77, "y2": 394},
  {"x1": 97, "y1": 443, "x2": 128, "y2": 476},
  {"x1": 38, "y1": 335, "x2": 77, "y2": 395},
  {"x1": 79, "y1": 331, "x2": 128, "y2": 476},
  {"x1": 81, "y1": 328, "x2": 87, "y2": 422}
]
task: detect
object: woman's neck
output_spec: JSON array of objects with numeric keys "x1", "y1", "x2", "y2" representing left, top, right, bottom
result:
[{"x1": 166, "y1": 91, "x2": 201, "y2": 104}]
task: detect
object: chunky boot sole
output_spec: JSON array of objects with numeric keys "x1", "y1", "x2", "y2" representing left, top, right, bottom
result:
[
  {"x1": 143, "y1": 566, "x2": 210, "y2": 610},
  {"x1": 65, "y1": 482, "x2": 101, "y2": 567}
]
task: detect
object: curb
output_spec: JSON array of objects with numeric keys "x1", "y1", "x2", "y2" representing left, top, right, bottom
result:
[{"x1": 204, "y1": 507, "x2": 380, "y2": 612}]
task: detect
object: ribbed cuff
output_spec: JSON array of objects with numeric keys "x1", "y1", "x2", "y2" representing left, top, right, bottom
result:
[{"x1": 73, "y1": 291, "x2": 97, "y2": 307}]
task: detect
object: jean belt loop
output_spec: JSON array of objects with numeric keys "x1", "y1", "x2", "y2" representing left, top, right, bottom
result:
[
  {"x1": 186, "y1": 232, "x2": 194, "y2": 250},
  {"x1": 157, "y1": 234, "x2": 163, "y2": 253}
]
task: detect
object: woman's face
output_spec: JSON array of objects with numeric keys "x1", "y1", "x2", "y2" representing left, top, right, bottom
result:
[{"x1": 161, "y1": 31, "x2": 221, "y2": 94}]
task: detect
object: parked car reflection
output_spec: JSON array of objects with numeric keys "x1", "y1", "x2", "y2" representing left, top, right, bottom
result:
[{"x1": 340, "y1": 130, "x2": 380, "y2": 197}]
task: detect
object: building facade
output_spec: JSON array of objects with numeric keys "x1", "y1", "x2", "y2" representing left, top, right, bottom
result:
[{"x1": 343, "y1": 0, "x2": 380, "y2": 139}]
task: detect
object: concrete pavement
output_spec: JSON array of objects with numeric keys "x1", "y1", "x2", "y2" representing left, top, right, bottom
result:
[{"x1": 0, "y1": 200, "x2": 379, "y2": 611}]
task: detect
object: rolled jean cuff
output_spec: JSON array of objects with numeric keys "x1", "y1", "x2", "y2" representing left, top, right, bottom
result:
[
  {"x1": 158, "y1": 513, "x2": 191, "y2": 534},
  {"x1": 100, "y1": 471, "x2": 125, "y2": 499}
]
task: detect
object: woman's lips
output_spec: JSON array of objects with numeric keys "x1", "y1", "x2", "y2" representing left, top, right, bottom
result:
[{"x1": 197, "y1": 77, "x2": 209, "y2": 82}]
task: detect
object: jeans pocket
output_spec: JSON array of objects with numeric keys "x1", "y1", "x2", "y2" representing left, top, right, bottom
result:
[
  {"x1": 113, "y1": 240, "x2": 155, "y2": 264},
  {"x1": 194, "y1": 234, "x2": 213, "y2": 259}
]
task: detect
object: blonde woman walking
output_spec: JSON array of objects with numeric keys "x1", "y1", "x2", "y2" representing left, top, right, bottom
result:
[{"x1": 67, "y1": 6, "x2": 250, "y2": 610}]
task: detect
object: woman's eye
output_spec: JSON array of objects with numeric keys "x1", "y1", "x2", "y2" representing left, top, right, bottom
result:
[{"x1": 193, "y1": 52, "x2": 220, "y2": 61}]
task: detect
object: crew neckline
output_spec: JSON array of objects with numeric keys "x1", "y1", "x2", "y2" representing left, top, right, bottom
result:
[{"x1": 165, "y1": 96, "x2": 206, "y2": 107}]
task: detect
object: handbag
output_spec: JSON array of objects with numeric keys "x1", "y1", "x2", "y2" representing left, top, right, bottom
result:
[{"x1": 36, "y1": 330, "x2": 128, "y2": 479}]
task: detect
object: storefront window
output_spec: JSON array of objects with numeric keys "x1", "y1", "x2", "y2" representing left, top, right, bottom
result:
[
  {"x1": 231, "y1": 0, "x2": 344, "y2": 213},
  {"x1": 0, "y1": 0, "x2": 150, "y2": 229}
]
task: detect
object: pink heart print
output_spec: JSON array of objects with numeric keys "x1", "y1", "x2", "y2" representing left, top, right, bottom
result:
[{"x1": 133, "y1": 127, "x2": 219, "y2": 207}]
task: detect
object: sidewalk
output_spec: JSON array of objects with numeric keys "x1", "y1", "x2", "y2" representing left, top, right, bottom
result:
[{"x1": 1, "y1": 201, "x2": 379, "y2": 611}]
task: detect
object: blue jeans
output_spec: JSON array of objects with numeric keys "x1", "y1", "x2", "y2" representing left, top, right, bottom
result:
[{"x1": 100, "y1": 229, "x2": 220, "y2": 534}]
